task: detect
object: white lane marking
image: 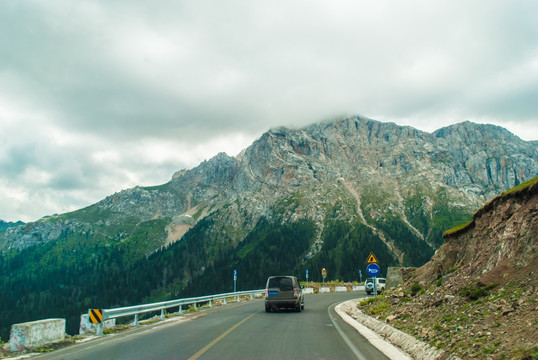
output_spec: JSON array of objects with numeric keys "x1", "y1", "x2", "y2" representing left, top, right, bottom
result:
[{"x1": 328, "y1": 302, "x2": 369, "y2": 360}]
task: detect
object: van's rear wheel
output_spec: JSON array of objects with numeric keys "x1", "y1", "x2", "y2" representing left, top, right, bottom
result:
[{"x1": 265, "y1": 306, "x2": 271, "y2": 312}]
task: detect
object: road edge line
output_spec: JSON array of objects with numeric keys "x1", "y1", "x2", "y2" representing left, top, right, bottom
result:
[{"x1": 328, "y1": 302, "x2": 369, "y2": 360}]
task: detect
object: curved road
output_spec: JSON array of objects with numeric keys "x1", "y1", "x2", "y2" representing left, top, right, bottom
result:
[{"x1": 33, "y1": 292, "x2": 389, "y2": 360}]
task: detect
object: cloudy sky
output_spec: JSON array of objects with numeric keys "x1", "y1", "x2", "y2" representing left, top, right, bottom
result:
[{"x1": 1, "y1": 1, "x2": 537, "y2": 222}]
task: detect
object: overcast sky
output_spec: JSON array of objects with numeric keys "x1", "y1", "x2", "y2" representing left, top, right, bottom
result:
[{"x1": 1, "y1": 1, "x2": 537, "y2": 222}]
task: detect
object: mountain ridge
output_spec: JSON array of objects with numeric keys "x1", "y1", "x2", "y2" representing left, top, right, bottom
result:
[{"x1": 1, "y1": 117, "x2": 536, "y2": 255}]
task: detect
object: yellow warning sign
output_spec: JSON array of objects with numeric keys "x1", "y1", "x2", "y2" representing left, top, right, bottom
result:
[
  {"x1": 366, "y1": 252, "x2": 379, "y2": 264},
  {"x1": 89, "y1": 309, "x2": 103, "y2": 324}
]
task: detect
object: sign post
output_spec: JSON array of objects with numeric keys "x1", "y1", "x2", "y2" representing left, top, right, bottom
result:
[
  {"x1": 365, "y1": 252, "x2": 380, "y2": 296},
  {"x1": 321, "y1": 268, "x2": 327, "y2": 287},
  {"x1": 366, "y1": 263, "x2": 381, "y2": 296},
  {"x1": 233, "y1": 269, "x2": 237, "y2": 292}
]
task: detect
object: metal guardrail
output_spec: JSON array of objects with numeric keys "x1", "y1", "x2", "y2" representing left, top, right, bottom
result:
[{"x1": 89, "y1": 289, "x2": 265, "y2": 335}]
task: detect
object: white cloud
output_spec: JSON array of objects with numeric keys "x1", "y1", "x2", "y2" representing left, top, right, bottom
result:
[{"x1": 0, "y1": 0, "x2": 537, "y2": 221}]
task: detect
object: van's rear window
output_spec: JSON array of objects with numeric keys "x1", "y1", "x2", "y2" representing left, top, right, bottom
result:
[{"x1": 269, "y1": 277, "x2": 293, "y2": 291}]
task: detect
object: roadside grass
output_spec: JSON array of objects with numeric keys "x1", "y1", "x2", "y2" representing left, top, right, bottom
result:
[{"x1": 32, "y1": 338, "x2": 77, "y2": 353}]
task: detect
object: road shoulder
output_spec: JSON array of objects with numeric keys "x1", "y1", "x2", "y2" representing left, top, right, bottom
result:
[{"x1": 336, "y1": 299, "x2": 442, "y2": 360}]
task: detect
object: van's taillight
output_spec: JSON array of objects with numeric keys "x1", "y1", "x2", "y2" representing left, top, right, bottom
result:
[
  {"x1": 293, "y1": 287, "x2": 298, "y2": 298},
  {"x1": 265, "y1": 288, "x2": 268, "y2": 298}
]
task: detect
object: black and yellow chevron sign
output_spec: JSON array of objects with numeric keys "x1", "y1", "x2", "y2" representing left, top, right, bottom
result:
[{"x1": 89, "y1": 309, "x2": 103, "y2": 324}]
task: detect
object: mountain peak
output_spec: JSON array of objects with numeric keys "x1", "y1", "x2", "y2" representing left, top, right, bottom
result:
[{"x1": 433, "y1": 120, "x2": 523, "y2": 142}]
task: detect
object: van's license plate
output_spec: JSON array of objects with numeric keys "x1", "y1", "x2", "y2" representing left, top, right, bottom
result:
[{"x1": 268, "y1": 291, "x2": 278, "y2": 295}]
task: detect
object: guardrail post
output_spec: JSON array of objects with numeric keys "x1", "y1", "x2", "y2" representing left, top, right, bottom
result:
[
  {"x1": 250, "y1": 294, "x2": 253, "y2": 300},
  {"x1": 160, "y1": 309, "x2": 165, "y2": 319},
  {"x1": 193, "y1": 302, "x2": 197, "y2": 311},
  {"x1": 223, "y1": 297, "x2": 227, "y2": 305},
  {"x1": 179, "y1": 305, "x2": 183, "y2": 314},
  {"x1": 209, "y1": 300, "x2": 212, "y2": 307},
  {"x1": 235, "y1": 295, "x2": 239, "y2": 302},
  {"x1": 134, "y1": 314, "x2": 139, "y2": 326}
]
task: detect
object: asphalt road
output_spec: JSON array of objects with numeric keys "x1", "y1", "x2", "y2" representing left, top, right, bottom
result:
[{"x1": 33, "y1": 292, "x2": 390, "y2": 360}]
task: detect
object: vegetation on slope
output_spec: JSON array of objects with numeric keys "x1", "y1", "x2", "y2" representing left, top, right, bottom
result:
[{"x1": 299, "y1": 219, "x2": 398, "y2": 280}]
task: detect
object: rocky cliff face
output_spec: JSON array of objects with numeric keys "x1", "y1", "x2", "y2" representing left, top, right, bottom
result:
[
  {"x1": 1, "y1": 116, "x2": 537, "y2": 267},
  {"x1": 432, "y1": 121, "x2": 536, "y2": 198}
]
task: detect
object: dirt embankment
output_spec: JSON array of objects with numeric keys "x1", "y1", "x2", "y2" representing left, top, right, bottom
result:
[{"x1": 358, "y1": 178, "x2": 538, "y2": 359}]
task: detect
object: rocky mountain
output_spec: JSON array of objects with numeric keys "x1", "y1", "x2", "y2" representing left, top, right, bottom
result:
[
  {"x1": 1, "y1": 117, "x2": 535, "y2": 259},
  {"x1": 0, "y1": 116, "x2": 536, "y2": 338},
  {"x1": 357, "y1": 176, "x2": 538, "y2": 359}
]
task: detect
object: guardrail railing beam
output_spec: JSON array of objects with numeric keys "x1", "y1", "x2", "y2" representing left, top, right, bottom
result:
[{"x1": 89, "y1": 289, "x2": 265, "y2": 335}]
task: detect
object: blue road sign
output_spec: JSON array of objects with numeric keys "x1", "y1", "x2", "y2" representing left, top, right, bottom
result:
[{"x1": 366, "y1": 263, "x2": 381, "y2": 277}]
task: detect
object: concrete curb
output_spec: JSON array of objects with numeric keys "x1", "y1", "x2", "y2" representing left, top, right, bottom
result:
[{"x1": 336, "y1": 299, "x2": 446, "y2": 360}]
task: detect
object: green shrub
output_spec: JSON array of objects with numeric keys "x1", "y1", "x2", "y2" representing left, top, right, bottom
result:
[
  {"x1": 360, "y1": 297, "x2": 376, "y2": 306},
  {"x1": 513, "y1": 346, "x2": 538, "y2": 359},
  {"x1": 410, "y1": 283, "x2": 423, "y2": 296},
  {"x1": 369, "y1": 300, "x2": 390, "y2": 316},
  {"x1": 459, "y1": 282, "x2": 498, "y2": 301}
]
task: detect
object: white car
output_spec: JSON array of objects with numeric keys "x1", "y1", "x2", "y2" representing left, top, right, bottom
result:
[{"x1": 365, "y1": 277, "x2": 386, "y2": 295}]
